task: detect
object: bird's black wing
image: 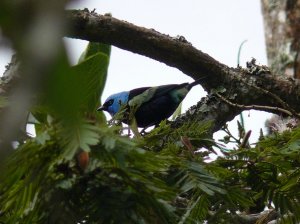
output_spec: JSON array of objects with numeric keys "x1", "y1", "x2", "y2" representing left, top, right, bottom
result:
[
  {"x1": 132, "y1": 83, "x2": 188, "y2": 127},
  {"x1": 126, "y1": 83, "x2": 190, "y2": 127},
  {"x1": 128, "y1": 87, "x2": 151, "y2": 101},
  {"x1": 152, "y1": 83, "x2": 188, "y2": 99},
  {"x1": 134, "y1": 92, "x2": 179, "y2": 127},
  {"x1": 128, "y1": 83, "x2": 188, "y2": 105}
]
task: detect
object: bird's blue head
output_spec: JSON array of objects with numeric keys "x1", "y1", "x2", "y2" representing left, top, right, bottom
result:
[{"x1": 97, "y1": 91, "x2": 129, "y2": 116}]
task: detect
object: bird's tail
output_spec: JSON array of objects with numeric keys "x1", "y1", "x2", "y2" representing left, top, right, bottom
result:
[{"x1": 187, "y1": 76, "x2": 208, "y2": 90}]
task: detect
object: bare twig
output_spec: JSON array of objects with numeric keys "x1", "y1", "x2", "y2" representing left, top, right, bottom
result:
[
  {"x1": 240, "y1": 130, "x2": 252, "y2": 148},
  {"x1": 239, "y1": 69, "x2": 300, "y2": 118},
  {"x1": 215, "y1": 92, "x2": 294, "y2": 117}
]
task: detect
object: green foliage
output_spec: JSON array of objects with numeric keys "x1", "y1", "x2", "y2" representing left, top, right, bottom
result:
[
  {"x1": 0, "y1": 126, "x2": 178, "y2": 223},
  {"x1": 0, "y1": 41, "x2": 223, "y2": 223},
  {"x1": 45, "y1": 42, "x2": 110, "y2": 123},
  {"x1": 213, "y1": 127, "x2": 300, "y2": 223},
  {"x1": 0, "y1": 41, "x2": 229, "y2": 223},
  {"x1": 1, "y1": 3, "x2": 300, "y2": 223},
  {"x1": 256, "y1": 129, "x2": 300, "y2": 223}
]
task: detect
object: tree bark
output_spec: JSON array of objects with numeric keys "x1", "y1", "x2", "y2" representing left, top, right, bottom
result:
[
  {"x1": 261, "y1": 0, "x2": 300, "y2": 133},
  {"x1": 261, "y1": 0, "x2": 300, "y2": 78}
]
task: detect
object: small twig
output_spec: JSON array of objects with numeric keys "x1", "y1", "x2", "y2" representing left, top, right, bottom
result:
[
  {"x1": 242, "y1": 79, "x2": 300, "y2": 118},
  {"x1": 240, "y1": 130, "x2": 252, "y2": 149},
  {"x1": 207, "y1": 209, "x2": 279, "y2": 224},
  {"x1": 222, "y1": 125, "x2": 241, "y2": 144},
  {"x1": 237, "y1": 61, "x2": 300, "y2": 118},
  {"x1": 215, "y1": 92, "x2": 294, "y2": 117},
  {"x1": 181, "y1": 136, "x2": 194, "y2": 151}
]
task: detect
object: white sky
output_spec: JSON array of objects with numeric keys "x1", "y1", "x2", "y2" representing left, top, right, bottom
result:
[{"x1": 0, "y1": 0, "x2": 272, "y2": 146}]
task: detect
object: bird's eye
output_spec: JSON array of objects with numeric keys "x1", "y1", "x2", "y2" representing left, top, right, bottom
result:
[{"x1": 107, "y1": 99, "x2": 114, "y2": 106}]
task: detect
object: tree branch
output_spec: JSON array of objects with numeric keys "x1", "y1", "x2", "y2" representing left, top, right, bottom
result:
[
  {"x1": 215, "y1": 92, "x2": 296, "y2": 118},
  {"x1": 172, "y1": 94, "x2": 241, "y2": 133},
  {"x1": 65, "y1": 9, "x2": 227, "y2": 87},
  {"x1": 65, "y1": 9, "x2": 300, "y2": 114}
]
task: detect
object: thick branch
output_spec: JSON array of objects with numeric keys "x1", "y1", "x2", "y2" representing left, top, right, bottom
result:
[
  {"x1": 65, "y1": 9, "x2": 227, "y2": 89},
  {"x1": 172, "y1": 95, "x2": 240, "y2": 133},
  {"x1": 65, "y1": 9, "x2": 300, "y2": 131}
]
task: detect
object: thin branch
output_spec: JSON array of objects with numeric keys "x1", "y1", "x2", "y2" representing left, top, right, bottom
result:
[
  {"x1": 239, "y1": 61, "x2": 300, "y2": 118},
  {"x1": 215, "y1": 92, "x2": 294, "y2": 117},
  {"x1": 236, "y1": 209, "x2": 279, "y2": 224},
  {"x1": 207, "y1": 209, "x2": 279, "y2": 224},
  {"x1": 246, "y1": 81, "x2": 299, "y2": 116}
]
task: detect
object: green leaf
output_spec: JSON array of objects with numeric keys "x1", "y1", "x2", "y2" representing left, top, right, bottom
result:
[
  {"x1": 61, "y1": 122, "x2": 100, "y2": 160},
  {"x1": 45, "y1": 42, "x2": 110, "y2": 125},
  {"x1": 77, "y1": 42, "x2": 111, "y2": 108},
  {"x1": 78, "y1": 42, "x2": 111, "y2": 65},
  {"x1": 0, "y1": 96, "x2": 8, "y2": 108},
  {"x1": 172, "y1": 101, "x2": 182, "y2": 120},
  {"x1": 71, "y1": 52, "x2": 109, "y2": 113},
  {"x1": 180, "y1": 193, "x2": 209, "y2": 224},
  {"x1": 178, "y1": 162, "x2": 226, "y2": 196}
]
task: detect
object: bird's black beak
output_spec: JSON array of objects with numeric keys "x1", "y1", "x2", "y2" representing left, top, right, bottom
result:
[{"x1": 97, "y1": 105, "x2": 106, "y2": 111}]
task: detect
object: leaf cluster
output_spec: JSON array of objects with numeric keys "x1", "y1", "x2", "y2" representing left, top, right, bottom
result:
[
  {"x1": 2, "y1": 40, "x2": 300, "y2": 222},
  {"x1": 0, "y1": 40, "x2": 223, "y2": 224},
  {"x1": 214, "y1": 127, "x2": 300, "y2": 223},
  {"x1": 1, "y1": 2, "x2": 300, "y2": 223}
]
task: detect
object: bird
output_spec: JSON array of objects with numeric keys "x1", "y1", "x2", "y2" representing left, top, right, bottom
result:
[{"x1": 97, "y1": 77, "x2": 206, "y2": 128}]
